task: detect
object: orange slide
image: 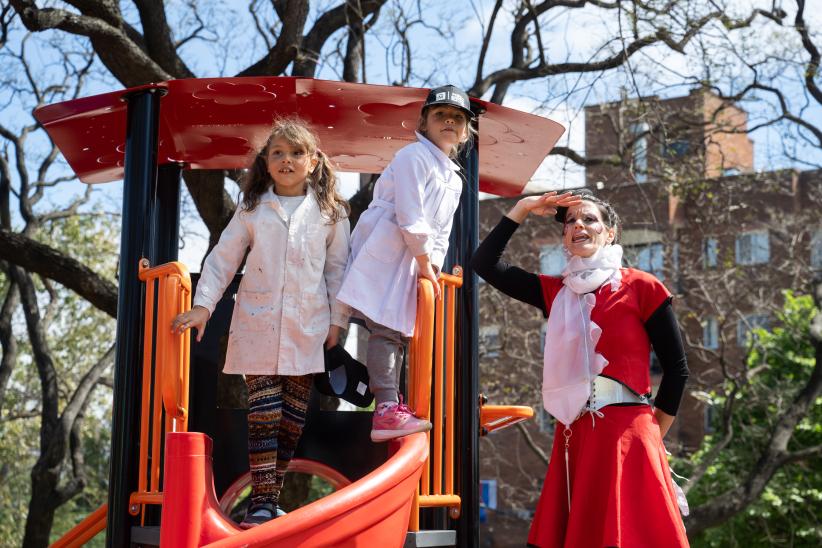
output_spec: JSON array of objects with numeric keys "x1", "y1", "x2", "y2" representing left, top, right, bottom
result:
[{"x1": 160, "y1": 431, "x2": 428, "y2": 547}]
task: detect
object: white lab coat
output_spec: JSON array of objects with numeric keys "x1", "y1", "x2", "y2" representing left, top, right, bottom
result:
[
  {"x1": 193, "y1": 186, "x2": 350, "y2": 376},
  {"x1": 337, "y1": 132, "x2": 463, "y2": 336}
]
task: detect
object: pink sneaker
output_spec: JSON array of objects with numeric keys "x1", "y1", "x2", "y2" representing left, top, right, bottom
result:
[{"x1": 371, "y1": 399, "x2": 432, "y2": 442}]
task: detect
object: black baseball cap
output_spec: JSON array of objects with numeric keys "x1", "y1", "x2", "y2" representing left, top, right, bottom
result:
[
  {"x1": 315, "y1": 344, "x2": 374, "y2": 408},
  {"x1": 423, "y1": 85, "x2": 475, "y2": 119}
]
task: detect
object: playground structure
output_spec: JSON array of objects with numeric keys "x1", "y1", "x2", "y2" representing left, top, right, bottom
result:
[{"x1": 35, "y1": 77, "x2": 565, "y2": 547}]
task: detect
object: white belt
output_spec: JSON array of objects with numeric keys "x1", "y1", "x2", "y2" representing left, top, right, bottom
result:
[{"x1": 584, "y1": 375, "x2": 649, "y2": 412}]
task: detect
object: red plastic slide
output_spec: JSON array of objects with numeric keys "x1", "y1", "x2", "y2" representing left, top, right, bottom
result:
[{"x1": 160, "y1": 431, "x2": 428, "y2": 547}]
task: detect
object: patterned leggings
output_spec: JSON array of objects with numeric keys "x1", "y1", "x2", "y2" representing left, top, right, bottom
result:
[{"x1": 245, "y1": 374, "x2": 313, "y2": 506}]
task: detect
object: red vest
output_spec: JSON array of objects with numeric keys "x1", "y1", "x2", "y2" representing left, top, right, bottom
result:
[{"x1": 539, "y1": 268, "x2": 671, "y2": 397}]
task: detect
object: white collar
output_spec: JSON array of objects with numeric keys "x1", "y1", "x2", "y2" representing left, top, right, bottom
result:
[
  {"x1": 415, "y1": 131, "x2": 462, "y2": 172},
  {"x1": 259, "y1": 185, "x2": 313, "y2": 204}
]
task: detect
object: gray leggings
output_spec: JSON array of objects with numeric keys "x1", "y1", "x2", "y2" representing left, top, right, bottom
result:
[{"x1": 354, "y1": 310, "x2": 409, "y2": 405}]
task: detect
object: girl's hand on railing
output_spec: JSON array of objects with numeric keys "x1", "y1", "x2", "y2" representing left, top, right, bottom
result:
[
  {"x1": 415, "y1": 254, "x2": 441, "y2": 300},
  {"x1": 171, "y1": 305, "x2": 209, "y2": 342}
]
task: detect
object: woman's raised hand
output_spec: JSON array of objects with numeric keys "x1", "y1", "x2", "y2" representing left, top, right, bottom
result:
[
  {"x1": 171, "y1": 305, "x2": 210, "y2": 342},
  {"x1": 506, "y1": 191, "x2": 583, "y2": 223}
]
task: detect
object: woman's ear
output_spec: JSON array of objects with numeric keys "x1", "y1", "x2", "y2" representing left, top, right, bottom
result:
[{"x1": 606, "y1": 226, "x2": 616, "y2": 245}]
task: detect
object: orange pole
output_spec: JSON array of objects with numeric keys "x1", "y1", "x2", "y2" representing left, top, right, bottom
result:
[
  {"x1": 445, "y1": 282, "x2": 456, "y2": 494},
  {"x1": 432, "y1": 279, "x2": 445, "y2": 495},
  {"x1": 179, "y1": 278, "x2": 191, "y2": 431},
  {"x1": 137, "y1": 277, "x2": 154, "y2": 496},
  {"x1": 408, "y1": 488, "x2": 420, "y2": 532},
  {"x1": 408, "y1": 279, "x2": 435, "y2": 527},
  {"x1": 50, "y1": 503, "x2": 107, "y2": 548}
]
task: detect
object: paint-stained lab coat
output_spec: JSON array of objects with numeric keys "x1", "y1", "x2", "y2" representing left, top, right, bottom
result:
[
  {"x1": 337, "y1": 132, "x2": 463, "y2": 336},
  {"x1": 193, "y1": 186, "x2": 350, "y2": 376}
]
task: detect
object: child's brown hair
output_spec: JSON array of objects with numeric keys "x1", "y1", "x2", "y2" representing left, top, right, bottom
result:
[{"x1": 241, "y1": 117, "x2": 349, "y2": 223}]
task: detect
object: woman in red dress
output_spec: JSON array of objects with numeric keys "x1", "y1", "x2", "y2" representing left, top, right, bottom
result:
[{"x1": 471, "y1": 190, "x2": 690, "y2": 547}]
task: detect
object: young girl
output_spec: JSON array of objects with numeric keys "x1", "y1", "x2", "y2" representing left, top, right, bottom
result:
[
  {"x1": 336, "y1": 84, "x2": 476, "y2": 442},
  {"x1": 171, "y1": 118, "x2": 350, "y2": 528}
]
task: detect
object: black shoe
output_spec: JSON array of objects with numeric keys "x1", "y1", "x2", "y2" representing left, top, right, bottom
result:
[{"x1": 239, "y1": 503, "x2": 287, "y2": 529}]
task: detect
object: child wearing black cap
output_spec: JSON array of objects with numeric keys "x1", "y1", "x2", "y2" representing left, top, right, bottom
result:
[{"x1": 337, "y1": 84, "x2": 476, "y2": 441}]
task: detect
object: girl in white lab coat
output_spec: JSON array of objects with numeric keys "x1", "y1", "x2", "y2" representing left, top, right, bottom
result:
[
  {"x1": 337, "y1": 85, "x2": 475, "y2": 442},
  {"x1": 172, "y1": 117, "x2": 350, "y2": 528}
]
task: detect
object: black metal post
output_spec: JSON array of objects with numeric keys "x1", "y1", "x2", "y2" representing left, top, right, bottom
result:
[
  {"x1": 106, "y1": 88, "x2": 162, "y2": 548},
  {"x1": 446, "y1": 136, "x2": 480, "y2": 548},
  {"x1": 153, "y1": 163, "x2": 182, "y2": 263}
]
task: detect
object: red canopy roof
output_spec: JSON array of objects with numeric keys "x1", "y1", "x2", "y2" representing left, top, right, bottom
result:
[{"x1": 34, "y1": 77, "x2": 565, "y2": 196}]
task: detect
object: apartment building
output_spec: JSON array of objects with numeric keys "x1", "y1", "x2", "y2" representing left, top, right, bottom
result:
[{"x1": 477, "y1": 89, "x2": 822, "y2": 545}]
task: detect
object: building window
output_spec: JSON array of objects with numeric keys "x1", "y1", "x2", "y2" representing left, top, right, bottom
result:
[
  {"x1": 630, "y1": 122, "x2": 649, "y2": 183},
  {"x1": 722, "y1": 167, "x2": 741, "y2": 176},
  {"x1": 479, "y1": 325, "x2": 501, "y2": 358},
  {"x1": 539, "y1": 244, "x2": 566, "y2": 276},
  {"x1": 737, "y1": 314, "x2": 769, "y2": 347},
  {"x1": 703, "y1": 237, "x2": 718, "y2": 269},
  {"x1": 479, "y1": 479, "x2": 498, "y2": 523},
  {"x1": 703, "y1": 316, "x2": 719, "y2": 350},
  {"x1": 662, "y1": 139, "x2": 690, "y2": 159},
  {"x1": 735, "y1": 230, "x2": 769, "y2": 265},
  {"x1": 625, "y1": 242, "x2": 665, "y2": 280},
  {"x1": 704, "y1": 404, "x2": 715, "y2": 434},
  {"x1": 811, "y1": 229, "x2": 822, "y2": 270}
]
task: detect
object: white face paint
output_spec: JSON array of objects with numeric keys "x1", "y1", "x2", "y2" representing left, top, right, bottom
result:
[{"x1": 562, "y1": 201, "x2": 615, "y2": 258}]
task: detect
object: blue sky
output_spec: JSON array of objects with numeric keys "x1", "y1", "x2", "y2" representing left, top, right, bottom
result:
[{"x1": 2, "y1": 0, "x2": 820, "y2": 268}]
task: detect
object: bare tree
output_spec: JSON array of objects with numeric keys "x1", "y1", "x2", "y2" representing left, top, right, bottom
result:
[{"x1": 1, "y1": 0, "x2": 820, "y2": 544}]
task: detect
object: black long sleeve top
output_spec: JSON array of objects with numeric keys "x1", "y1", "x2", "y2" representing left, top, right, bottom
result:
[{"x1": 470, "y1": 215, "x2": 689, "y2": 416}]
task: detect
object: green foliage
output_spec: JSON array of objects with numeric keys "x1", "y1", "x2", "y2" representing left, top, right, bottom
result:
[
  {"x1": 674, "y1": 292, "x2": 822, "y2": 547},
  {"x1": 0, "y1": 211, "x2": 118, "y2": 546}
]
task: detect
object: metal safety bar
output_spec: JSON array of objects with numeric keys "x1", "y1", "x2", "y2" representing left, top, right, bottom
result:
[
  {"x1": 130, "y1": 259, "x2": 192, "y2": 516},
  {"x1": 408, "y1": 268, "x2": 464, "y2": 531}
]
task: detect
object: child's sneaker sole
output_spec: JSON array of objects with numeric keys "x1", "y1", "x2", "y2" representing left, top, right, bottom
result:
[{"x1": 370, "y1": 422, "x2": 432, "y2": 442}]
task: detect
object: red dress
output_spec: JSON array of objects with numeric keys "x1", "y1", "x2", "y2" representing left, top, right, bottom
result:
[{"x1": 527, "y1": 268, "x2": 689, "y2": 548}]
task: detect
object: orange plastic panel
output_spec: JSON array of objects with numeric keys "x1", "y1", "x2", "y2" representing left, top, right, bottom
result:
[{"x1": 159, "y1": 431, "x2": 428, "y2": 547}]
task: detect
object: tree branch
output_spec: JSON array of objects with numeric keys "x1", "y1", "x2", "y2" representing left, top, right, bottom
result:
[
  {"x1": 133, "y1": 0, "x2": 195, "y2": 78},
  {"x1": 235, "y1": 0, "x2": 309, "y2": 77},
  {"x1": 0, "y1": 229, "x2": 117, "y2": 317},
  {"x1": 516, "y1": 422, "x2": 549, "y2": 466},
  {"x1": 10, "y1": 0, "x2": 171, "y2": 86}
]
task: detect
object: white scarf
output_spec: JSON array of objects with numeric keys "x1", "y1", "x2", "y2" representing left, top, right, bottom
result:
[{"x1": 542, "y1": 245, "x2": 623, "y2": 425}]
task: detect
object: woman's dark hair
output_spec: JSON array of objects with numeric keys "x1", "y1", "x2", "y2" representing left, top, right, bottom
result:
[
  {"x1": 240, "y1": 116, "x2": 350, "y2": 224},
  {"x1": 554, "y1": 190, "x2": 621, "y2": 243}
]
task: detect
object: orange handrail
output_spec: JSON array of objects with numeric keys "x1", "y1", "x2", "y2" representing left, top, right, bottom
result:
[
  {"x1": 479, "y1": 404, "x2": 535, "y2": 435},
  {"x1": 50, "y1": 503, "x2": 108, "y2": 548},
  {"x1": 408, "y1": 267, "x2": 464, "y2": 530},
  {"x1": 131, "y1": 259, "x2": 192, "y2": 516}
]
